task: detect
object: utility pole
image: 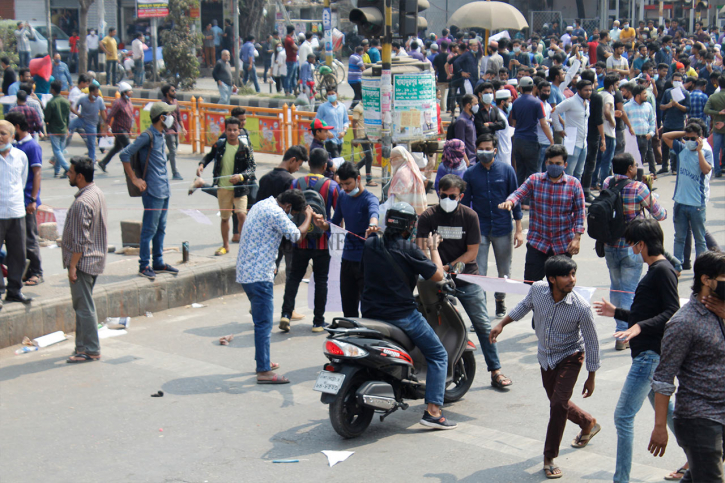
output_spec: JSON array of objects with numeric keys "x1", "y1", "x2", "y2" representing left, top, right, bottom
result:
[
  {"x1": 324, "y1": 0, "x2": 332, "y2": 67},
  {"x1": 45, "y1": 0, "x2": 53, "y2": 57},
  {"x1": 151, "y1": 17, "x2": 159, "y2": 82},
  {"x1": 380, "y1": 0, "x2": 392, "y2": 198},
  {"x1": 233, "y1": 0, "x2": 241, "y2": 86}
]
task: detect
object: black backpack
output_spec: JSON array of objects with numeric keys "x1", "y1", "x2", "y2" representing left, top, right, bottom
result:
[
  {"x1": 446, "y1": 116, "x2": 459, "y2": 141},
  {"x1": 587, "y1": 178, "x2": 631, "y2": 244},
  {"x1": 293, "y1": 176, "x2": 329, "y2": 240}
]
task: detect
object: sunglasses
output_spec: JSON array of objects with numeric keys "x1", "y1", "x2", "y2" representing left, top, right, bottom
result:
[
  {"x1": 683, "y1": 136, "x2": 698, "y2": 141},
  {"x1": 439, "y1": 194, "x2": 459, "y2": 200}
]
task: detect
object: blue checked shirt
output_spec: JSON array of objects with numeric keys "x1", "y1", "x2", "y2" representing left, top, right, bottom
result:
[
  {"x1": 623, "y1": 99, "x2": 656, "y2": 137},
  {"x1": 689, "y1": 90, "x2": 708, "y2": 122},
  {"x1": 603, "y1": 175, "x2": 667, "y2": 248}
]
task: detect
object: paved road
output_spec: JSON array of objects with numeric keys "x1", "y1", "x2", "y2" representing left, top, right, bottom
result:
[{"x1": 2, "y1": 168, "x2": 723, "y2": 481}]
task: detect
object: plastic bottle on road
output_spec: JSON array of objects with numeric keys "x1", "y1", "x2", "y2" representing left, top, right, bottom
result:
[
  {"x1": 104, "y1": 317, "x2": 131, "y2": 329},
  {"x1": 15, "y1": 346, "x2": 39, "y2": 355}
]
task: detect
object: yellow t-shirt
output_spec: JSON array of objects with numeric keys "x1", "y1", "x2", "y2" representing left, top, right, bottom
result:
[
  {"x1": 218, "y1": 141, "x2": 239, "y2": 189},
  {"x1": 619, "y1": 28, "x2": 636, "y2": 46},
  {"x1": 101, "y1": 36, "x2": 118, "y2": 61}
]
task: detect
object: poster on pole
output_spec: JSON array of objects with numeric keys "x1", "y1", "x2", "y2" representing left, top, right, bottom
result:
[
  {"x1": 392, "y1": 72, "x2": 437, "y2": 142},
  {"x1": 137, "y1": 0, "x2": 169, "y2": 18},
  {"x1": 362, "y1": 77, "x2": 382, "y2": 142}
]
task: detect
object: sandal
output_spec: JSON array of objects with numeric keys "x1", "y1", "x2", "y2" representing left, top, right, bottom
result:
[
  {"x1": 491, "y1": 372, "x2": 513, "y2": 389},
  {"x1": 23, "y1": 275, "x2": 44, "y2": 286},
  {"x1": 664, "y1": 466, "x2": 688, "y2": 481},
  {"x1": 215, "y1": 247, "x2": 228, "y2": 256},
  {"x1": 66, "y1": 353, "x2": 101, "y2": 364},
  {"x1": 257, "y1": 374, "x2": 290, "y2": 384},
  {"x1": 571, "y1": 423, "x2": 601, "y2": 448},
  {"x1": 543, "y1": 465, "x2": 563, "y2": 479}
]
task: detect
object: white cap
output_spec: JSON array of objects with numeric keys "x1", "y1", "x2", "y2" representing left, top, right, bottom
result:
[
  {"x1": 495, "y1": 89, "x2": 511, "y2": 100},
  {"x1": 507, "y1": 79, "x2": 518, "y2": 86},
  {"x1": 118, "y1": 81, "x2": 132, "y2": 93}
]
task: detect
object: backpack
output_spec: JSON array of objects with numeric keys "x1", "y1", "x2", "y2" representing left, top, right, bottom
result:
[
  {"x1": 293, "y1": 176, "x2": 329, "y2": 240},
  {"x1": 587, "y1": 178, "x2": 631, "y2": 244},
  {"x1": 446, "y1": 116, "x2": 458, "y2": 141},
  {"x1": 124, "y1": 128, "x2": 154, "y2": 198}
]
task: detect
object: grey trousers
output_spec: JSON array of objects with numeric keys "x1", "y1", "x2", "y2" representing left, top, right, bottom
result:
[
  {"x1": 0, "y1": 217, "x2": 26, "y2": 296},
  {"x1": 71, "y1": 270, "x2": 100, "y2": 355},
  {"x1": 25, "y1": 211, "x2": 42, "y2": 278},
  {"x1": 165, "y1": 134, "x2": 180, "y2": 176}
]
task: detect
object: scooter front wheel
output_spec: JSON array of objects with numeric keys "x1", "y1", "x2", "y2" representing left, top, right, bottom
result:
[
  {"x1": 329, "y1": 374, "x2": 374, "y2": 438},
  {"x1": 444, "y1": 351, "x2": 477, "y2": 403}
]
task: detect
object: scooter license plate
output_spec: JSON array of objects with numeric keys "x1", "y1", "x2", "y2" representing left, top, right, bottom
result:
[{"x1": 313, "y1": 371, "x2": 346, "y2": 394}]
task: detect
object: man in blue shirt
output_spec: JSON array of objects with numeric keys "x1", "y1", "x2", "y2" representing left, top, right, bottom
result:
[
  {"x1": 51, "y1": 53, "x2": 73, "y2": 92},
  {"x1": 454, "y1": 94, "x2": 478, "y2": 161},
  {"x1": 659, "y1": 72, "x2": 690, "y2": 175},
  {"x1": 211, "y1": 20, "x2": 224, "y2": 60},
  {"x1": 68, "y1": 84, "x2": 107, "y2": 163},
  {"x1": 348, "y1": 46, "x2": 364, "y2": 105},
  {"x1": 241, "y1": 35, "x2": 260, "y2": 93},
  {"x1": 121, "y1": 102, "x2": 180, "y2": 281},
  {"x1": 368, "y1": 39, "x2": 381, "y2": 63},
  {"x1": 463, "y1": 134, "x2": 524, "y2": 319},
  {"x1": 662, "y1": 125, "x2": 713, "y2": 268},
  {"x1": 314, "y1": 162, "x2": 379, "y2": 317},
  {"x1": 314, "y1": 86, "x2": 349, "y2": 159}
]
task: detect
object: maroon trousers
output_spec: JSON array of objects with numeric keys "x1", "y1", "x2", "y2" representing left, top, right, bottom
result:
[{"x1": 540, "y1": 352, "x2": 595, "y2": 459}]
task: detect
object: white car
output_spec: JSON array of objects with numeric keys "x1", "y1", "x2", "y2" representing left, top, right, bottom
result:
[{"x1": 28, "y1": 22, "x2": 71, "y2": 62}]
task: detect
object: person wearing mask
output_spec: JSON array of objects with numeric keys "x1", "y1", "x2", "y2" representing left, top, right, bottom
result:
[
  {"x1": 463, "y1": 133, "x2": 523, "y2": 320},
  {"x1": 435, "y1": 139, "x2": 468, "y2": 191},
  {"x1": 552, "y1": 80, "x2": 592, "y2": 180},
  {"x1": 473, "y1": 82, "x2": 505, "y2": 137},
  {"x1": 579, "y1": 70, "x2": 605, "y2": 202},
  {"x1": 535, "y1": 80, "x2": 554, "y2": 171},
  {"x1": 388, "y1": 146, "x2": 427, "y2": 215},
  {"x1": 314, "y1": 86, "x2": 348, "y2": 159},
  {"x1": 241, "y1": 35, "x2": 260, "y2": 93},
  {"x1": 659, "y1": 72, "x2": 690, "y2": 174},
  {"x1": 284, "y1": 26, "x2": 299, "y2": 96},
  {"x1": 508, "y1": 39, "x2": 531, "y2": 78},
  {"x1": 281, "y1": 148, "x2": 341, "y2": 332},
  {"x1": 624, "y1": 85, "x2": 657, "y2": 176},
  {"x1": 86, "y1": 29, "x2": 100, "y2": 72},
  {"x1": 44, "y1": 80, "x2": 71, "y2": 177},
  {"x1": 271, "y1": 43, "x2": 287, "y2": 93},
  {"x1": 98, "y1": 82, "x2": 134, "y2": 173},
  {"x1": 704, "y1": 74, "x2": 725, "y2": 178},
  {"x1": 499, "y1": 144, "x2": 585, "y2": 283},
  {"x1": 453, "y1": 94, "x2": 478, "y2": 162},
  {"x1": 493, "y1": 89, "x2": 513, "y2": 166},
  {"x1": 100, "y1": 27, "x2": 119, "y2": 85},
  {"x1": 313, "y1": 162, "x2": 379, "y2": 318},
  {"x1": 131, "y1": 32, "x2": 146, "y2": 87},
  {"x1": 490, "y1": 256, "x2": 600, "y2": 480},
  {"x1": 68, "y1": 84, "x2": 107, "y2": 164},
  {"x1": 120, "y1": 103, "x2": 181, "y2": 281},
  {"x1": 213, "y1": 50, "x2": 235, "y2": 104},
  {"x1": 51, "y1": 53, "x2": 72, "y2": 92}
]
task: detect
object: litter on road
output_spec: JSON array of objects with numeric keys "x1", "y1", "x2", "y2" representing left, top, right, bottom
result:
[{"x1": 321, "y1": 451, "x2": 354, "y2": 467}]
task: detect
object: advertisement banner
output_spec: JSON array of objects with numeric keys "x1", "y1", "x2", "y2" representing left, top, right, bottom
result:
[
  {"x1": 137, "y1": 0, "x2": 169, "y2": 18},
  {"x1": 361, "y1": 77, "x2": 381, "y2": 142},
  {"x1": 392, "y1": 72, "x2": 437, "y2": 142}
]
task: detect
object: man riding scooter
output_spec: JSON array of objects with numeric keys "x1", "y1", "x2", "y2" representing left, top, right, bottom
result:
[{"x1": 360, "y1": 202, "x2": 457, "y2": 430}]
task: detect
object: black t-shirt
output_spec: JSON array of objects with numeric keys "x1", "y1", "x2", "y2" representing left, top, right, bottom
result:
[
  {"x1": 223, "y1": 26, "x2": 234, "y2": 49},
  {"x1": 416, "y1": 205, "x2": 481, "y2": 286},
  {"x1": 587, "y1": 91, "x2": 604, "y2": 138},
  {"x1": 433, "y1": 52, "x2": 449, "y2": 82},
  {"x1": 361, "y1": 233, "x2": 437, "y2": 320},
  {"x1": 614, "y1": 259, "x2": 681, "y2": 359},
  {"x1": 614, "y1": 89, "x2": 625, "y2": 132},
  {"x1": 257, "y1": 168, "x2": 294, "y2": 201}
]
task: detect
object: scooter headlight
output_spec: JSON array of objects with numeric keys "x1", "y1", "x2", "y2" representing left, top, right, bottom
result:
[{"x1": 324, "y1": 340, "x2": 368, "y2": 358}]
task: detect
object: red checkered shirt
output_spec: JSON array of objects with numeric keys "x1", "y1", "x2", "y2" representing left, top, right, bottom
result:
[
  {"x1": 9, "y1": 104, "x2": 43, "y2": 135},
  {"x1": 603, "y1": 174, "x2": 667, "y2": 248},
  {"x1": 106, "y1": 96, "x2": 134, "y2": 133},
  {"x1": 507, "y1": 173, "x2": 586, "y2": 255}
]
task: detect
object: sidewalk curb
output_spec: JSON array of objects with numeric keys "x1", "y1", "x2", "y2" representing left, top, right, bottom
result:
[{"x1": 0, "y1": 259, "x2": 291, "y2": 350}]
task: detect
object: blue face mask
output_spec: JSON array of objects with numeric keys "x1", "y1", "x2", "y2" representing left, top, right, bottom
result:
[
  {"x1": 347, "y1": 187, "x2": 360, "y2": 197},
  {"x1": 0, "y1": 143, "x2": 11, "y2": 151},
  {"x1": 685, "y1": 140, "x2": 699, "y2": 151},
  {"x1": 287, "y1": 212, "x2": 295, "y2": 220},
  {"x1": 546, "y1": 163, "x2": 566, "y2": 178},
  {"x1": 327, "y1": 94, "x2": 337, "y2": 103}
]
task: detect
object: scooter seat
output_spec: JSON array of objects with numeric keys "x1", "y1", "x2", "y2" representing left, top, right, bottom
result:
[{"x1": 343, "y1": 318, "x2": 416, "y2": 352}]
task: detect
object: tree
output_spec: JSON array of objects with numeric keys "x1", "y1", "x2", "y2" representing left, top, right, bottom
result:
[
  {"x1": 238, "y1": 0, "x2": 267, "y2": 39},
  {"x1": 78, "y1": 0, "x2": 95, "y2": 75},
  {"x1": 161, "y1": 0, "x2": 203, "y2": 89}
]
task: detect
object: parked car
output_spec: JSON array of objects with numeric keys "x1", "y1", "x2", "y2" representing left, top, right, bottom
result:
[{"x1": 0, "y1": 20, "x2": 70, "y2": 62}]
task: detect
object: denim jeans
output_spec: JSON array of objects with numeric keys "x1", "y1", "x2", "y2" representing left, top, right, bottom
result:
[
  {"x1": 538, "y1": 143, "x2": 550, "y2": 172},
  {"x1": 50, "y1": 133, "x2": 70, "y2": 174},
  {"x1": 243, "y1": 65, "x2": 260, "y2": 92},
  {"x1": 595, "y1": 136, "x2": 616, "y2": 187},
  {"x1": 106, "y1": 60, "x2": 117, "y2": 85},
  {"x1": 140, "y1": 193, "x2": 169, "y2": 271},
  {"x1": 476, "y1": 230, "x2": 513, "y2": 301},
  {"x1": 134, "y1": 58, "x2": 145, "y2": 87},
  {"x1": 513, "y1": 137, "x2": 540, "y2": 189},
  {"x1": 388, "y1": 309, "x2": 448, "y2": 406},
  {"x1": 242, "y1": 281, "x2": 275, "y2": 373},
  {"x1": 673, "y1": 202, "x2": 707, "y2": 266},
  {"x1": 218, "y1": 82, "x2": 231, "y2": 104},
  {"x1": 712, "y1": 132, "x2": 725, "y2": 175},
  {"x1": 285, "y1": 61, "x2": 298, "y2": 93},
  {"x1": 613, "y1": 350, "x2": 676, "y2": 483},
  {"x1": 455, "y1": 283, "x2": 501, "y2": 372},
  {"x1": 565, "y1": 144, "x2": 588, "y2": 179},
  {"x1": 674, "y1": 418, "x2": 725, "y2": 483},
  {"x1": 604, "y1": 245, "x2": 643, "y2": 333},
  {"x1": 18, "y1": 51, "x2": 30, "y2": 68},
  {"x1": 68, "y1": 118, "x2": 98, "y2": 161},
  {"x1": 70, "y1": 52, "x2": 79, "y2": 73}
]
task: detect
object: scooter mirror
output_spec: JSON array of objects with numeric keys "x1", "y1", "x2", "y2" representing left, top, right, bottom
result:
[{"x1": 450, "y1": 261, "x2": 466, "y2": 275}]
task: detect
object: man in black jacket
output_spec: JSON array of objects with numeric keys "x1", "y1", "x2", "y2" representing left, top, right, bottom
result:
[
  {"x1": 1, "y1": 57, "x2": 16, "y2": 96},
  {"x1": 196, "y1": 117, "x2": 256, "y2": 256},
  {"x1": 473, "y1": 82, "x2": 505, "y2": 137}
]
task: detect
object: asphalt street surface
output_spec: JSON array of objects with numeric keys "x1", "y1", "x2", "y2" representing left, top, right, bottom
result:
[{"x1": 1, "y1": 132, "x2": 724, "y2": 481}]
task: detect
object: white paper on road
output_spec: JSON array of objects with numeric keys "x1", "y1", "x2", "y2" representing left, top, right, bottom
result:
[
  {"x1": 33, "y1": 331, "x2": 66, "y2": 348},
  {"x1": 623, "y1": 130, "x2": 643, "y2": 167},
  {"x1": 563, "y1": 126, "x2": 578, "y2": 154},
  {"x1": 54, "y1": 209, "x2": 67, "y2": 236},
  {"x1": 179, "y1": 209, "x2": 212, "y2": 225},
  {"x1": 321, "y1": 450, "x2": 354, "y2": 467},
  {"x1": 308, "y1": 224, "x2": 344, "y2": 312},
  {"x1": 98, "y1": 327, "x2": 128, "y2": 339},
  {"x1": 456, "y1": 274, "x2": 597, "y2": 304},
  {"x1": 98, "y1": 136, "x2": 115, "y2": 149},
  {"x1": 670, "y1": 87, "x2": 685, "y2": 103}
]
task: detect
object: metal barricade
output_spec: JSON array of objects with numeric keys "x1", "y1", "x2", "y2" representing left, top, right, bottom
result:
[{"x1": 529, "y1": 11, "x2": 564, "y2": 37}]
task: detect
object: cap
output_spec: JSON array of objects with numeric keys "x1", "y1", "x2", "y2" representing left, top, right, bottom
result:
[
  {"x1": 566, "y1": 26, "x2": 573, "y2": 31},
  {"x1": 495, "y1": 89, "x2": 511, "y2": 100},
  {"x1": 361, "y1": 39, "x2": 369, "y2": 45},
  {"x1": 117, "y1": 81, "x2": 132, "y2": 93},
  {"x1": 489, "y1": 40, "x2": 498, "y2": 49},
  {"x1": 507, "y1": 79, "x2": 518, "y2": 86},
  {"x1": 149, "y1": 102, "x2": 177, "y2": 120},
  {"x1": 469, "y1": 39, "x2": 478, "y2": 45},
  {"x1": 430, "y1": 43, "x2": 439, "y2": 50},
  {"x1": 310, "y1": 119, "x2": 334, "y2": 130},
  {"x1": 675, "y1": 62, "x2": 685, "y2": 70},
  {"x1": 518, "y1": 76, "x2": 534, "y2": 88}
]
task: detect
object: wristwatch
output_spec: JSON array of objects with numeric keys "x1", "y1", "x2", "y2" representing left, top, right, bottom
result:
[{"x1": 29, "y1": 197, "x2": 36, "y2": 203}]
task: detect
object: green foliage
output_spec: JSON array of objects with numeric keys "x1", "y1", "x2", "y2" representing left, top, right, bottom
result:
[
  {"x1": 0, "y1": 20, "x2": 19, "y2": 68},
  {"x1": 161, "y1": 0, "x2": 203, "y2": 90}
]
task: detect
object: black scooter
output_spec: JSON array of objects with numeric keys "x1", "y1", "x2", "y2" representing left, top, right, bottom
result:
[{"x1": 315, "y1": 265, "x2": 477, "y2": 438}]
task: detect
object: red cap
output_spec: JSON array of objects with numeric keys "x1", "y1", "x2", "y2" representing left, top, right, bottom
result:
[{"x1": 310, "y1": 119, "x2": 334, "y2": 130}]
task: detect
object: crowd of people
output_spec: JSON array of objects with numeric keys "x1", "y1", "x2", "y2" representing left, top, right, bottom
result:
[{"x1": 1, "y1": 15, "x2": 724, "y2": 483}]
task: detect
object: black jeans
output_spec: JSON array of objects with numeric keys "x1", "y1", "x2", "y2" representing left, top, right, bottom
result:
[
  {"x1": 340, "y1": 258, "x2": 364, "y2": 317},
  {"x1": 25, "y1": 211, "x2": 42, "y2": 278},
  {"x1": 513, "y1": 137, "x2": 540, "y2": 190},
  {"x1": 0, "y1": 217, "x2": 26, "y2": 296},
  {"x1": 350, "y1": 82, "x2": 362, "y2": 102},
  {"x1": 88, "y1": 49, "x2": 99, "y2": 71},
  {"x1": 100, "y1": 132, "x2": 130, "y2": 167},
  {"x1": 106, "y1": 60, "x2": 117, "y2": 85},
  {"x1": 636, "y1": 135, "x2": 657, "y2": 175},
  {"x1": 523, "y1": 243, "x2": 572, "y2": 285},
  {"x1": 356, "y1": 141, "x2": 373, "y2": 182},
  {"x1": 674, "y1": 418, "x2": 724, "y2": 483},
  {"x1": 275, "y1": 239, "x2": 294, "y2": 276},
  {"x1": 281, "y1": 248, "x2": 331, "y2": 325},
  {"x1": 325, "y1": 140, "x2": 341, "y2": 159},
  {"x1": 582, "y1": 133, "x2": 601, "y2": 193}
]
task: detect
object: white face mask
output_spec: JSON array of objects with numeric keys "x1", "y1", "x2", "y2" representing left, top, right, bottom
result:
[
  {"x1": 163, "y1": 115, "x2": 174, "y2": 129},
  {"x1": 673, "y1": 81, "x2": 683, "y2": 89},
  {"x1": 439, "y1": 197, "x2": 458, "y2": 213}
]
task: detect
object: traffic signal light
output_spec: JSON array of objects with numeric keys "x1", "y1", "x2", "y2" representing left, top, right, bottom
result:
[
  {"x1": 398, "y1": 0, "x2": 428, "y2": 39},
  {"x1": 350, "y1": 0, "x2": 385, "y2": 37}
]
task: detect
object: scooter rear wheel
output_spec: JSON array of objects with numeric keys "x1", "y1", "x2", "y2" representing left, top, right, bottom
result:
[
  {"x1": 329, "y1": 374, "x2": 374, "y2": 438},
  {"x1": 444, "y1": 351, "x2": 477, "y2": 403}
]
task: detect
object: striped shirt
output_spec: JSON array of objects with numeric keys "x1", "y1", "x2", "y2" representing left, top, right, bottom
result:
[
  {"x1": 62, "y1": 183, "x2": 108, "y2": 276},
  {"x1": 603, "y1": 175, "x2": 667, "y2": 248},
  {"x1": 508, "y1": 281, "x2": 601, "y2": 372},
  {"x1": 623, "y1": 99, "x2": 656, "y2": 137},
  {"x1": 688, "y1": 90, "x2": 708, "y2": 122},
  {"x1": 506, "y1": 173, "x2": 586, "y2": 255},
  {"x1": 9, "y1": 104, "x2": 43, "y2": 135},
  {"x1": 0, "y1": 147, "x2": 28, "y2": 219},
  {"x1": 106, "y1": 96, "x2": 135, "y2": 134}
]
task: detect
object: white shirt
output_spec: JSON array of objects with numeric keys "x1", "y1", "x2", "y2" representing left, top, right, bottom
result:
[
  {"x1": 552, "y1": 93, "x2": 590, "y2": 149},
  {"x1": 600, "y1": 90, "x2": 616, "y2": 138},
  {"x1": 494, "y1": 109, "x2": 512, "y2": 166},
  {"x1": 69, "y1": 86, "x2": 82, "y2": 121},
  {"x1": 536, "y1": 98, "x2": 553, "y2": 145},
  {"x1": 310, "y1": 36, "x2": 319, "y2": 50},
  {"x1": 394, "y1": 48, "x2": 407, "y2": 58},
  {"x1": 298, "y1": 40, "x2": 313, "y2": 65},
  {"x1": 132, "y1": 39, "x2": 144, "y2": 60},
  {"x1": 610, "y1": 27, "x2": 621, "y2": 41},
  {"x1": 561, "y1": 33, "x2": 572, "y2": 48},
  {"x1": 0, "y1": 147, "x2": 29, "y2": 219},
  {"x1": 123, "y1": 57, "x2": 135, "y2": 72},
  {"x1": 86, "y1": 34, "x2": 99, "y2": 50},
  {"x1": 272, "y1": 50, "x2": 287, "y2": 76}
]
